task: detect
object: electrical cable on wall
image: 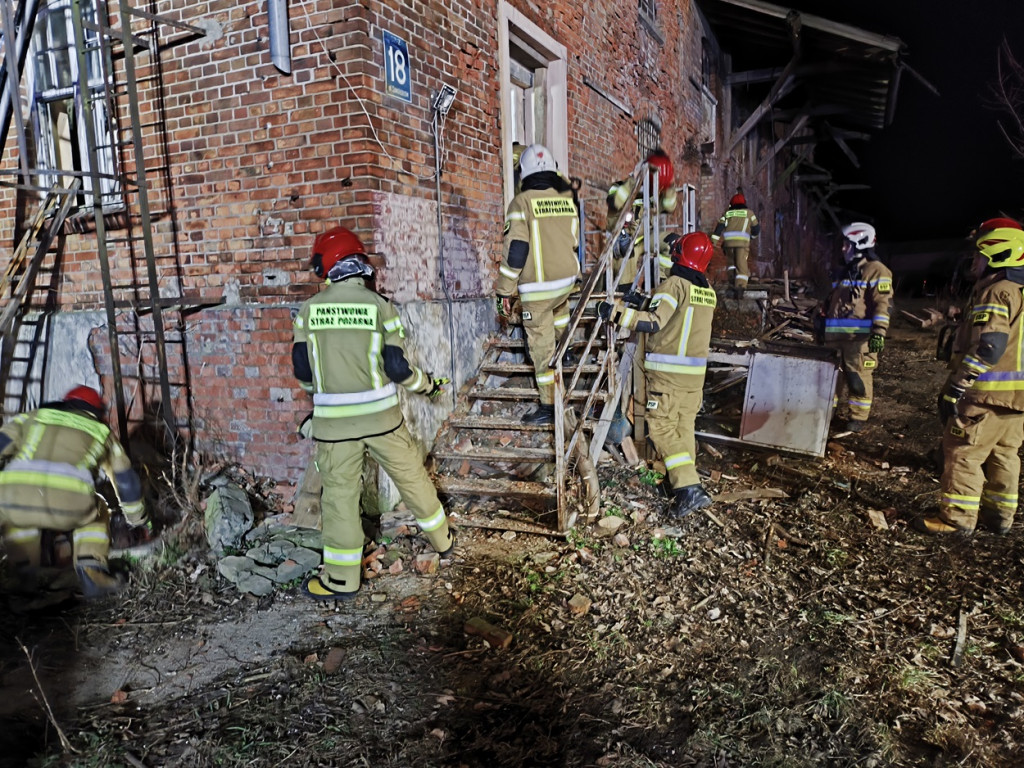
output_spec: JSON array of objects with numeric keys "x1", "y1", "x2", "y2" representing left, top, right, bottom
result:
[
  {"x1": 432, "y1": 100, "x2": 459, "y2": 408},
  {"x1": 297, "y1": 0, "x2": 439, "y2": 181}
]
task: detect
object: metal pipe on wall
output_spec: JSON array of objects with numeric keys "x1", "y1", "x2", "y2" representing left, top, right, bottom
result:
[{"x1": 268, "y1": 0, "x2": 291, "y2": 75}]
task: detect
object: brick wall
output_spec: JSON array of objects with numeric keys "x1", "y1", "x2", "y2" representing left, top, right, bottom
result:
[{"x1": 0, "y1": 0, "x2": 826, "y2": 487}]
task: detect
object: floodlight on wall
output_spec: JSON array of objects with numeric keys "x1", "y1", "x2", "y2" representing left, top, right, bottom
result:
[{"x1": 432, "y1": 84, "x2": 457, "y2": 117}]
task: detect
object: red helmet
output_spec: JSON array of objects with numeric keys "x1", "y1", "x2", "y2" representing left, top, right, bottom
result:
[
  {"x1": 64, "y1": 385, "x2": 104, "y2": 412},
  {"x1": 977, "y1": 217, "x2": 1022, "y2": 234},
  {"x1": 646, "y1": 150, "x2": 674, "y2": 189},
  {"x1": 672, "y1": 232, "x2": 714, "y2": 273},
  {"x1": 311, "y1": 227, "x2": 366, "y2": 278},
  {"x1": 730, "y1": 193, "x2": 746, "y2": 206}
]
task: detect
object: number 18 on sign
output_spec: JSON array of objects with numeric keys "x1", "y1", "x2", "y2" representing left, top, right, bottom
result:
[{"x1": 382, "y1": 30, "x2": 412, "y2": 102}]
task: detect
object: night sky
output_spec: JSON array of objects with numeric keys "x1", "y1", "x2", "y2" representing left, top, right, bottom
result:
[{"x1": 785, "y1": 1, "x2": 1024, "y2": 242}]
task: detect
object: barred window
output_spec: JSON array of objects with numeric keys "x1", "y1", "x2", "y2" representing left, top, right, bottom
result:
[
  {"x1": 639, "y1": 0, "x2": 657, "y2": 24},
  {"x1": 636, "y1": 117, "x2": 661, "y2": 162}
]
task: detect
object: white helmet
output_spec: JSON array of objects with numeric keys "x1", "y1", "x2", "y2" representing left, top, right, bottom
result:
[
  {"x1": 518, "y1": 143, "x2": 557, "y2": 179},
  {"x1": 841, "y1": 222, "x2": 877, "y2": 251}
]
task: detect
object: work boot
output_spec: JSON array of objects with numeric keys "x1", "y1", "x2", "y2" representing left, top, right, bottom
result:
[
  {"x1": 845, "y1": 420, "x2": 866, "y2": 433},
  {"x1": 912, "y1": 516, "x2": 971, "y2": 535},
  {"x1": 978, "y1": 513, "x2": 1012, "y2": 535},
  {"x1": 74, "y1": 558, "x2": 125, "y2": 599},
  {"x1": 522, "y1": 404, "x2": 555, "y2": 425},
  {"x1": 669, "y1": 484, "x2": 714, "y2": 520},
  {"x1": 303, "y1": 573, "x2": 359, "y2": 601},
  {"x1": 437, "y1": 530, "x2": 456, "y2": 558}
]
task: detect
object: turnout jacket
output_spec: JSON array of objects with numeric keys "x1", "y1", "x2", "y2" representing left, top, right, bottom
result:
[
  {"x1": 947, "y1": 270, "x2": 1024, "y2": 411},
  {"x1": 497, "y1": 187, "x2": 580, "y2": 303},
  {"x1": 712, "y1": 206, "x2": 760, "y2": 246},
  {"x1": 293, "y1": 279, "x2": 434, "y2": 442},
  {"x1": 0, "y1": 404, "x2": 144, "y2": 524},
  {"x1": 823, "y1": 257, "x2": 893, "y2": 341},
  {"x1": 612, "y1": 272, "x2": 718, "y2": 392}
]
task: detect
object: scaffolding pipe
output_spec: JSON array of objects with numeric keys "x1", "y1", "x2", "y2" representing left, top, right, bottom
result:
[{"x1": 0, "y1": 0, "x2": 40, "y2": 174}]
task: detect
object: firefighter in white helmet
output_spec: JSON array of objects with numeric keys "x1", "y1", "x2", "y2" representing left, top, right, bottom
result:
[
  {"x1": 496, "y1": 143, "x2": 580, "y2": 424},
  {"x1": 712, "y1": 191, "x2": 760, "y2": 292},
  {"x1": 598, "y1": 232, "x2": 718, "y2": 520},
  {"x1": 917, "y1": 218, "x2": 1024, "y2": 535},
  {"x1": 819, "y1": 222, "x2": 893, "y2": 432},
  {"x1": 292, "y1": 226, "x2": 454, "y2": 599},
  {"x1": 0, "y1": 385, "x2": 148, "y2": 599}
]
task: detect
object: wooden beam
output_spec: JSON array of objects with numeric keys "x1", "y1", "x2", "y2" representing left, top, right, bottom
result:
[
  {"x1": 727, "y1": 67, "x2": 785, "y2": 86},
  {"x1": 753, "y1": 113, "x2": 809, "y2": 177},
  {"x1": 728, "y1": 56, "x2": 800, "y2": 153},
  {"x1": 713, "y1": 0, "x2": 904, "y2": 52}
]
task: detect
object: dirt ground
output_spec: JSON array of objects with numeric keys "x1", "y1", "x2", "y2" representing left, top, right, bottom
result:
[{"x1": 2, "y1": 299, "x2": 1023, "y2": 768}]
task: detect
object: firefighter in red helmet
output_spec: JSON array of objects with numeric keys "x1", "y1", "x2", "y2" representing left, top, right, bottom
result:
[
  {"x1": 917, "y1": 217, "x2": 1024, "y2": 535},
  {"x1": 598, "y1": 232, "x2": 717, "y2": 520},
  {"x1": 0, "y1": 385, "x2": 148, "y2": 600},
  {"x1": 293, "y1": 226, "x2": 454, "y2": 599},
  {"x1": 712, "y1": 190, "x2": 760, "y2": 293}
]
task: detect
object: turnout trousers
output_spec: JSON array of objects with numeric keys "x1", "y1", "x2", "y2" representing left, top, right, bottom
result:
[
  {"x1": 939, "y1": 402, "x2": 1024, "y2": 531},
  {"x1": 316, "y1": 426, "x2": 452, "y2": 593},
  {"x1": 1, "y1": 496, "x2": 112, "y2": 573},
  {"x1": 645, "y1": 384, "x2": 702, "y2": 490},
  {"x1": 521, "y1": 293, "x2": 571, "y2": 405},
  {"x1": 830, "y1": 339, "x2": 878, "y2": 422},
  {"x1": 724, "y1": 244, "x2": 750, "y2": 288}
]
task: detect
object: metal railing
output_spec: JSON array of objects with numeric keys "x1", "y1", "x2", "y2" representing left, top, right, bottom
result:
[{"x1": 549, "y1": 159, "x2": 665, "y2": 530}]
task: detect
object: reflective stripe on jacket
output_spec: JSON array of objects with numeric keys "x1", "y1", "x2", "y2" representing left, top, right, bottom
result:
[
  {"x1": 823, "y1": 258, "x2": 893, "y2": 341},
  {"x1": 949, "y1": 272, "x2": 1024, "y2": 411},
  {"x1": 0, "y1": 406, "x2": 143, "y2": 522},
  {"x1": 497, "y1": 188, "x2": 580, "y2": 302},
  {"x1": 712, "y1": 207, "x2": 760, "y2": 244},
  {"x1": 617, "y1": 275, "x2": 717, "y2": 390},
  {"x1": 294, "y1": 280, "x2": 430, "y2": 441}
]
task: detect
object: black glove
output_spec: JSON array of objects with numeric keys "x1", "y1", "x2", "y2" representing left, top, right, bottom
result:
[
  {"x1": 495, "y1": 295, "x2": 512, "y2": 319},
  {"x1": 868, "y1": 333, "x2": 885, "y2": 353},
  {"x1": 297, "y1": 412, "x2": 313, "y2": 439},
  {"x1": 598, "y1": 301, "x2": 613, "y2": 320},
  {"x1": 621, "y1": 291, "x2": 650, "y2": 310},
  {"x1": 938, "y1": 383, "x2": 966, "y2": 424},
  {"x1": 426, "y1": 376, "x2": 450, "y2": 399}
]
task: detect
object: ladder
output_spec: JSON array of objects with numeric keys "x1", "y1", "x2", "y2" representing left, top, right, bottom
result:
[
  {"x1": 69, "y1": 0, "x2": 204, "y2": 451},
  {"x1": 0, "y1": 179, "x2": 81, "y2": 411}
]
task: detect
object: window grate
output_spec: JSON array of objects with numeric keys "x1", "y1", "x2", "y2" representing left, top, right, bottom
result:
[
  {"x1": 636, "y1": 117, "x2": 661, "y2": 162},
  {"x1": 639, "y1": 0, "x2": 657, "y2": 23}
]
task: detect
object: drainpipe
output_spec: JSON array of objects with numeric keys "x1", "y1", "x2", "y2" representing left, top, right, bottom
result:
[
  {"x1": 268, "y1": 0, "x2": 291, "y2": 74},
  {"x1": 0, "y1": 0, "x2": 41, "y2": 167}
]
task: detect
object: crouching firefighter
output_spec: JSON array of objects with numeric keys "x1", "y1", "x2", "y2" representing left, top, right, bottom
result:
[
  {"x1": 820, "y1": 222, "x2": 893, "y2": 432},
  {"x1": 293, "y1": 226, "x2": 454, "y2": 600},
  {"x1": 0, "y1": 386, "x2": 148, "y2": 598},
  {"x1": 598, "y1": 232, "x2": 717, "y2": 520},
  {"x1": 919, "y1": 219, "x2": 1024, "y2": 535}
]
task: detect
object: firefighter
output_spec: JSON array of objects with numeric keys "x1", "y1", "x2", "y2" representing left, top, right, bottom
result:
[
  {"x1": 712, "y1": 191, "x2": 760, "y2": 292},
  {"x1": 496, "y1": 143, "x2": 581, "y2": 425},
  {"x1": 606, "y1": 150, "x2": 677, "y2": 288},
  {"x1": 0, "y1": 385, "x2": 147, "y2": 598},
  {"x1": 292, "y1": 226, "x2": 454, "y2": 599},
  {"x1": 820, "y1": 222, "x2": 893, "y2": 432},
  {"x1": 598, "y1": 232, "x2": 717, "y2": 520},
  {"x1": 918, "y1": 219, "x2": 1024, "y2": 535}
]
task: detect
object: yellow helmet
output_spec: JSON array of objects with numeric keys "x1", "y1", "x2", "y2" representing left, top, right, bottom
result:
[{"x1": 976, "y1": 219, "x2": 1024, "y2": 269}]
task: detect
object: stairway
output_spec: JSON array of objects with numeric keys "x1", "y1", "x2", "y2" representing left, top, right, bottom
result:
[
  {"x1": 430, "y1": 321, "x2": 605, "y2": 535},
  {"x1": 428, "y1": 160, "x2": 668, "y2": 534}
]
